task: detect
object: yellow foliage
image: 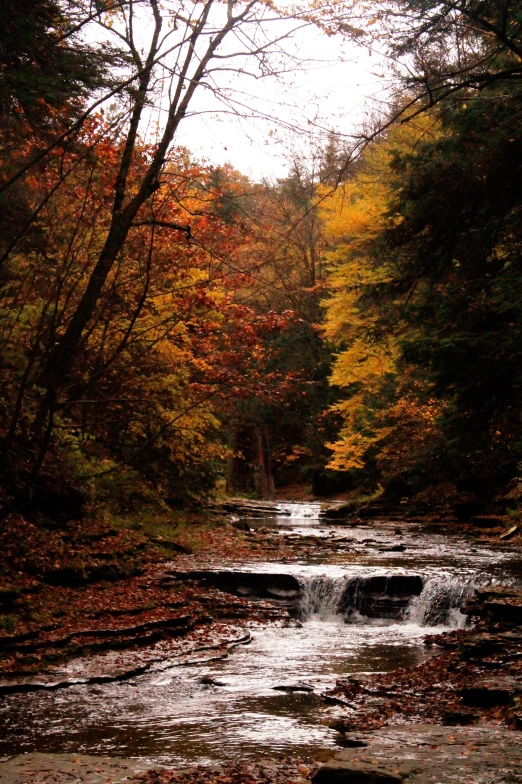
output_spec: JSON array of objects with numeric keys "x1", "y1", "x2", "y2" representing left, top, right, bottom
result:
[{"x1": 321, "y1": 116, "x2": 439, "y2": 471}]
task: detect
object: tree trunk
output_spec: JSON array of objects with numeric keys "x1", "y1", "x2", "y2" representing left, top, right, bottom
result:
[{"x1": 226, "y1": 424, "x2": 275, "y2": 500}]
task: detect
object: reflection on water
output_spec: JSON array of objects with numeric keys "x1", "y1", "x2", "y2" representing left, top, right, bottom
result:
[
  {"x1": 1, "y1": 502, "x2": 520, "y2": 765},
  {"x1": 0, "y1": 620, "x2": 437, "y2": 764}
]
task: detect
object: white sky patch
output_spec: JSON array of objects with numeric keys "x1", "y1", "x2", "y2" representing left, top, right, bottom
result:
[{"x1": 86, "y1": 2, "x2": 391, "y2": 181}]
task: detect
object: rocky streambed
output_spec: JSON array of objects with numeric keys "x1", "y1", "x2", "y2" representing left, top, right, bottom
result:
[{"x1": 1, "y1": 501, "x2": 522, "y2": 782}]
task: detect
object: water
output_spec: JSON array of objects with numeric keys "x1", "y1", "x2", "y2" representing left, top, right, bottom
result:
[{"x1": 1, "y1": 503, "x2": 520, "y2": 764}]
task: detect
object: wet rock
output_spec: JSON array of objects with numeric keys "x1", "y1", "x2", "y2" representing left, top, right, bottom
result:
[
  {"x1": 362, "y1": 575, "x2": 423, "y2": 596},
  {"x1": 230, "y1": 520, "x2": 251, "y2": 531},
  {"x1": 340, "y1": 575, "x2": 423, "y2": 620},
  {"x1": 441, "y1": 709, "x2": 478, "y2": 725},
  {"x1": 200, "y1": 675, "x2": 227, "y2": 686},
  {"x1": 475, "y1": 585, "x2": 522, "y2": 602},
  {"x1": 471, "y1": 514, "x2": 504, "y2": 528},
  {"x1": 273, "y1": 682, "x2": 314, "y2": 692},
  {"x1": 459, "y1": 633, "x2": 505, "y2": 660},
  {"x1": 207, "y1": 499, "x2": 290, "y2": 517},
  {"x1": 322, "y1": 501, "x2": 355, "y2": 520},
  {"x1": 378, "y1": 544, "x2": 406, "y2": 553},
  {"x1": 453, "y1": 499, "x2": 485, "y2": 521},
  {"x1": 334, "y1": 735, "x2": 369, "y2": 748},
  {"x1": 484, "y1": 599, "x2": 522, "y2": 624},
  {"x1": 168, "y1": 570, "x2": 301, "y2": 603}
]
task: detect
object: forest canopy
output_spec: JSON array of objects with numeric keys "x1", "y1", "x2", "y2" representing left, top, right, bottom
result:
[{"x1": 1, "y1": 0, "x2": 521, "y2": 522}]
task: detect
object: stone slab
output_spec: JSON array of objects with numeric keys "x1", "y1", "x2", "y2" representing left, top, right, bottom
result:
[
  {"x1": 0, "y1": 753, "x2": 159, "y2": 784},
  {"x1": 312, "y1": 724, "x2": 522, "y2": 783}
]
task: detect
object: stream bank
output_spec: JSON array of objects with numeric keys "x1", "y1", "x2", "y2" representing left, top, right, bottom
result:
[{"x1": 1, "y1": 500, "x2": 522, "y2": 782}]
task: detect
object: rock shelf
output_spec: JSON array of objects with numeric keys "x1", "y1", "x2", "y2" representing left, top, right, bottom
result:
[
  {"x1": 0, "y1": 753, "x2": 159, "y2": 784},
  {"x1": 313, "y1": 724, "x2": 522, "y2": 783}
]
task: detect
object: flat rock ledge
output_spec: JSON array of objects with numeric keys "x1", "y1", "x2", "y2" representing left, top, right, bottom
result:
[
  {"x1": 313, "y1": 724, "x2": 522, "y2": 783},
  {"x1": 0, "y1": 753, "x2": 166, "y2": 784}
]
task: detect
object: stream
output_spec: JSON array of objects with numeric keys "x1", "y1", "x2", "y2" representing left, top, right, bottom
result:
[{"x1": 1, "y1": 503, "x2": 521, "y2": 765}]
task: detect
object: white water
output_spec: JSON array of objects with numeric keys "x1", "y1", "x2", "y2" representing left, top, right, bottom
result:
[
  {"x1": 407, "y1": 574, "x2": 476, "y2": 628},
  {"x1": 296, "y1": 571, "x2": 475, "y2": 627}
]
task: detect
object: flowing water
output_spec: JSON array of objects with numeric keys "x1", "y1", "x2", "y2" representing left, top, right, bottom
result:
[{"x1": 1, "y1": 503, "x2": 520, "y2": 764}]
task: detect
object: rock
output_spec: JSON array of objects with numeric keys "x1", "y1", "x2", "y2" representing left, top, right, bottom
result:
[
  {"x1": 471, "y1": 514, "x2": 503, "y2": 528},
  {"x1": 312, "y1": 759, "x2": 403, "y2": 783},
  {"x1": 322, "y1": 501, "x2": 356, "y2": 520},
  {"x1": 459, "y1": 677, "x2": 522, "y2": 707},
  {"x1": 313, "y1": 724, "x2": 522, "y2": 784},
  {"x1": 500, "y1": 524, "x2": 519, "y2": 540},
  {"x1": 459, "y1": 633, "x2": 504, "y2": 660},
  {"x1": 340, "y1": 574, "x2": 423, "y2": 620},
  {"x1": 231, "y1": 520, "x2": 251, "y2": 531},
  {"x1": 334, "y1": 736, "x2": 369, "y2": 749},
  {"x1": 475, "y1": 585, "x2": 522, "y2": 601},
  {"x1": 484, "y1": 599, "x2": 522, "y2": 624},
  {"x1": 0, "y1": 753, "x2": 158, "y2": 784},
  {"x1": 31, "y1": 484, "x2": 85, "y2": 522},
  {"x1": 378, "y1": 544, "x2": 406, "y2": 552},
  {"x1": 200, "y1": 675, "x2": 227, "y2": 686},
  {"x1": 0, "y1": 586, "x2": 20, "y2": 604},
  {"x1": 273, "y1": 682, "x2": 314, "y2": 692},
  {"x1": 363, "y1": 575, "x2": 423, "y2": 596},
  {"x1": 150, "y1": 537, "x2": 192, "y2": 553},
  {"x1": 441, "y1": 709, "x2": 478, "y2": 725},
  {"x1": 453, "y1": 499, "x2": 485, "y2": 521},
  {"x1": 168, "y1": 569, "x2": 301, "y2": 603}
]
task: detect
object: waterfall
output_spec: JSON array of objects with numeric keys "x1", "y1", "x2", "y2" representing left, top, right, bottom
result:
[
  {"x1": 297, "y1": 575, "x2": 349, "y2": 620},
  {"x1": 276, "y1": 502, "x2": 322, "y2": 520},
  {"x1": 296, "y1": 571, "x2": 476, "y2": 628},
  {"x1": 406, "y1": 573, "x2": 476, "y2": 628}
]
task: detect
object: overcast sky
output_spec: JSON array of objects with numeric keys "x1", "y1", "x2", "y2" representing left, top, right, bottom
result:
[
  {"x1": 172, "y1": 30, "x2": 390, "y2": 181},
  {"x1": 91, "y1": 5, "x2": 390, "y2": 182}
]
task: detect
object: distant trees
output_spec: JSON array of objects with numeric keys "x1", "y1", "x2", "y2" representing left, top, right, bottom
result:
[{"x1": 223, "y1": 164, "x2": 342, "y2": 497}]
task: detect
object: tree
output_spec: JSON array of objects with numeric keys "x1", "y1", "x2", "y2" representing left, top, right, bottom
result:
[
  {"x1": 0, "y1": 0, "x2": 342, "y2": 515},
  {"x1": 0, "y1": 0, "x2": 116, "y2": 135}
]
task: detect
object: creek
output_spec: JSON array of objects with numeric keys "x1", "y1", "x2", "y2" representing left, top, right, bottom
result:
[{"x1": 1, "y1": 503, "x2": 520, "y2": 765}]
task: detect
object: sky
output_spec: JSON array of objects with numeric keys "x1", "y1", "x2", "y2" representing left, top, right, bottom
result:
[
  {"x1": 174, "y1": 33, "x2": 390, "y2": 180},
  {"x1": 90, "y1": 3, "x2": 391, "y2": 182}
]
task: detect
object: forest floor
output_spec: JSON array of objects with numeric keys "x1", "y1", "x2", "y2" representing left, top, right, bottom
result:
[{"x1": 1, "y1": 500, "x2": 522, "y2": 783}]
